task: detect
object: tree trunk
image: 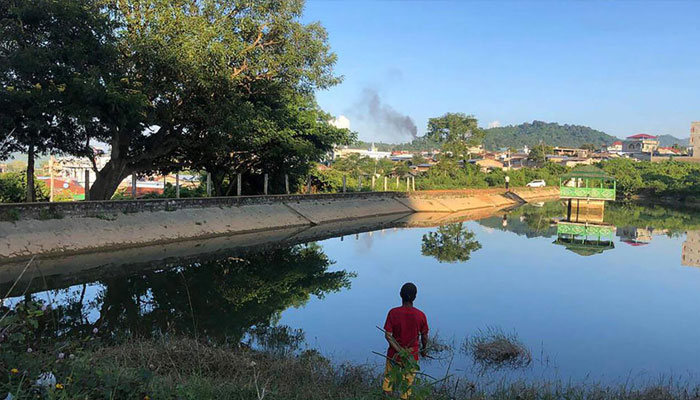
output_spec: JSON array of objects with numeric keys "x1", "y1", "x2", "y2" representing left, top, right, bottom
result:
[
  {"x1": 26, "y1": 143, "x2": 35, "y2": 202},
  {"x1": 89, "y1": 158, "x2": 132, "y2": 200}
]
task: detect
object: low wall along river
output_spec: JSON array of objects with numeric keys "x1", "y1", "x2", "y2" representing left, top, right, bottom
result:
[{"x1": 0, "y1": 187, "x2": 558, "y2": 263}]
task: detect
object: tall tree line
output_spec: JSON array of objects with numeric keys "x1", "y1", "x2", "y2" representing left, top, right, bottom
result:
[{"x1": 0, "y1": 0, "x2": 353, "y2": 200}]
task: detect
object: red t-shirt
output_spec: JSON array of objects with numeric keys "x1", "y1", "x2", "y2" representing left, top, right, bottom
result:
[{"x1": 384, "y1": 305, "x2": 429, "y2": 361}]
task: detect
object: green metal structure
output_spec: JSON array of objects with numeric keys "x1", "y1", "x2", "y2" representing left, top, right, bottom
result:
[
  {"x1": 554, "y1": 221, "x2": 616, "y2": 256},
  {"x1": 559, "y1": 166, "x2": 616, "y2": 201},
  {"x1": 556, "y1": 221, "x2": 615, "y2": 237}
]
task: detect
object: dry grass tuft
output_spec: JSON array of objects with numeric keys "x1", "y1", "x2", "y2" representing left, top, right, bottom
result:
[{"x1": 462, "y1": 327, "x2": 532, "y2": 371}]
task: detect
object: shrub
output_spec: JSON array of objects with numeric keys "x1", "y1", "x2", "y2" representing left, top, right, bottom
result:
[{"x1": 0, "y1": 171, "x2": 49, "y2": 203}]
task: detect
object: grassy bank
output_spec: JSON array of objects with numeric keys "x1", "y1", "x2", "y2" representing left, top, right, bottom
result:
[{"x1": 4, "y1": 335, "x2": 700, "y2": 400}]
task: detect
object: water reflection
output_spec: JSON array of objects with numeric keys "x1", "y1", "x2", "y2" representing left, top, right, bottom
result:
[
  {"x1": 683, "y1": 230, "x2": 700, "y2": 268},
  {"x1": 421, "y1": 223, "x2": 482, "y2": 263},
  {"x1": 7, "y1": 201, "x2": 700, "y2": 381},
  {"x1": 22, "y1": 244, "x2": 354, "y2": 344}
]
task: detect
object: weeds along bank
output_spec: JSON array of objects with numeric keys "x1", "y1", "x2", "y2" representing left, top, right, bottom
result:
[{"x1": 2, "y1": 301, "x2": 700, "y2": 400}]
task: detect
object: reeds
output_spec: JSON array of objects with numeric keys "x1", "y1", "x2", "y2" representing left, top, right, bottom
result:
[{"x1": 462, "y1": 327, "x2": 532, "y2": 371}]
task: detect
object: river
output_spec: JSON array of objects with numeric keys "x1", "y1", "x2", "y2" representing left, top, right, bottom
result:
[{"x1": 4, "y1": 201, "x2": 700, "y2": 384}]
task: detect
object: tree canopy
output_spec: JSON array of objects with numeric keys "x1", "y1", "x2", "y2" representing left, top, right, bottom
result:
[
  {"x1": 426, "y1": 113, "x2": 485, "y2": 159},
  {"x1": 0, "y1": 0, "x2": 116, "y2": 200},
  {"x1": 1, "y1": 0, "x2": 353, "y2": 200}
]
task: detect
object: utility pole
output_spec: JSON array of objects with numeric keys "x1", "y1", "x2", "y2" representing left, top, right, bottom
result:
[
  {"x1": 131, "y1": 174, "x2": 137, "y2": 199},
  {"x1": 285, "y1": 174, "x2": 290, "y2": 194},
  {"x1": 84, "y1": 170, "x2": 90, "y2": 201},
  {"x1": 49, "y1": 155, "x2": 55, "y2": 202},
  {"x1": 237, "y1": 173, "x2": 242, "y2": 196},
  {"x1": 264, "y1": 173, "x2": 268, "y2": 195},
  {"x1": 175, "y1": 173, "x2": 180, "y2": 198},
  {"x1": 206, "y1": 173, "x2": 212, "y2": 197}
]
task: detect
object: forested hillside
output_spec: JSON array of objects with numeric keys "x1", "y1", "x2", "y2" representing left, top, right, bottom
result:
[
  {"x1": 483, "y1": 121, "x2": 615, "y2": 150},
  {"x1": 657, "y1": 134, "x2": 689, "y2": 147}
]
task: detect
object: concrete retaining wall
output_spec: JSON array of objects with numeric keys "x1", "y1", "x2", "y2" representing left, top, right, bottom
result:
[{"x1": 0, "y1": 187, "x2": 557, "y2": 262}]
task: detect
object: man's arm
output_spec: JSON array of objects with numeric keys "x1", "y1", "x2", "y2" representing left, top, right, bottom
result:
[
  {"x1": 385, "y1": 331, "x2": 403, "y2": 354},
  {"x1": 420, "y1": 332, "x2": 428, "y2": 357}
]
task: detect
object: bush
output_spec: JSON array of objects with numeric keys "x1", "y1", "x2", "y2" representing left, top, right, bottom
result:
[{"x1": 0, "y1": 171, "x2": 49, "y2": 203}]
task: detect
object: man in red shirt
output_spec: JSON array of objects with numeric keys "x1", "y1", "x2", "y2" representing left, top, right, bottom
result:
[{"x1": 382, "y1": 282, "x2": 429, "y2": 398}]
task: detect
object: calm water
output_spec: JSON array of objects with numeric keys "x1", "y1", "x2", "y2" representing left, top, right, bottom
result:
[{"x1": 6, "y1": 202, "x2": 700, "y2": 383}]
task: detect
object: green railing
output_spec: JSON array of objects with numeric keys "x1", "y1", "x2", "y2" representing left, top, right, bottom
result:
[
  {"x1": 557, "y1": 222, "x2": 615, "y2": 237},
  {"x1": 559, "y1": 186, "x2": 616, "y2": 201}
]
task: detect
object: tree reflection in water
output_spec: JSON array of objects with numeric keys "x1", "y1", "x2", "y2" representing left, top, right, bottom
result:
[
  {"x1": 37, "y1": 243, "x2": 354, "y2": 345},
  {"x1": 421, "y1": 223, "x2": 482, "y2": 263}
]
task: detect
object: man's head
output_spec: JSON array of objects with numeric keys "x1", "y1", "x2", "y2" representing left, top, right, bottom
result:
[{"x1": 400, "y1": 282, "x2": 417, "y2": 303}]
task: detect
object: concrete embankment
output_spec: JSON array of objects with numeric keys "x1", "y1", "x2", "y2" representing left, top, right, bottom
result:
[{"x1": 0, "y1": 187, "x2": 558, "y2": 262}]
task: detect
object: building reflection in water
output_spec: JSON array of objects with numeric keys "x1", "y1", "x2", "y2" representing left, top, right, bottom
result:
[
  {"x1": 682, "y1": 231, "x2": 700, "y2": 267},
  {"x1": 554, "y1": 166, "x2": 617, "y2": 256},
  {"x1": 554, "y1": 203, "x2": 616, "y2": 256}
]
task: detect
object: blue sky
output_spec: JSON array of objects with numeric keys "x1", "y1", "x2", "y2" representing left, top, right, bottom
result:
[{"x1": 304, "y1": 1, "x2": 700, "y2": 142}]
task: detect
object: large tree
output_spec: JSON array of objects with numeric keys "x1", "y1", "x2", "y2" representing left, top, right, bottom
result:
[
  {"x1": 179, "y1": 87, "x2": 352, "y2": 196},
  {"x1": 0, "y1": 0, "x2": 115, "y2": 201},
  {"x1": 81, "y1": 0, "x2": 345, "y2": 199},
  {"x1": 426, "y1": 113, "x2": 485, "y2": 163}
]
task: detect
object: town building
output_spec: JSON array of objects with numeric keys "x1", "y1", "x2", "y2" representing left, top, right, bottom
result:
[
  {"x1": 555, "y1": 157, "x2": 594, "y2": 168},
  {"x1": 657, "y1": 147, "x2": 683, "y2": 156},
  {"x1": 473, "y1": 158, "x2": 505, "y2": 172},
  {"x1": 691, "y1": 122, "x2": 700, "y2": 158},
  {"x1": 53, "y1": 148, "x2": 110, "y2": 188},
  {"x1": 605, "y1": 141, "x2": 622, "y2": 152},
  {"x1": 36, "y1": 176, "x2": 86, "y2": 200},
  {"x1": 622, "y1": 134, "x2": 659, "y2": 155},
  {"x1": 331, "y1": 143, "x2": 391, "y2": 160},
  {"x1": 552, "y1": 147, "x2": 589, "y2": 158}
]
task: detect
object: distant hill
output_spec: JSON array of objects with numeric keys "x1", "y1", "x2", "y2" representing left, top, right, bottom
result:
[
  {"x1": 483, "y1": 121, "x2": 616, "y2": 150},
  {"x1": 657, "y1": 135, "x2": 689, "y2": 147},
  {"x1": 354, "y1": 121, "x2": 688, "y2": 153}
]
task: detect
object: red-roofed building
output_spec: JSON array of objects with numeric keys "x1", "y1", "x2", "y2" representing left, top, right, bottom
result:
[
  {"x1": 657, "y1": 147, "x2": 682, "y2": 156},
  {"x1": 627, "y1": 133, "x2": 658, "y2": 139},
  {"x1": 37, "y1": 177, "x2": 85, "y2": 200},
  {"x1": 606, "y1": 141, "x2": 623, "y2": 152},
  {"x1": 622, "y1": 133, "x2": 659, "y2": 156}
]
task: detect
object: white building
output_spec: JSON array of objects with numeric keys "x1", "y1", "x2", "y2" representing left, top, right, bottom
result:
[
  {"x1": 331, "y1": 143, "x2": 391, "y2": 160},
  {"x1": 54, "y1": 149, "x2": 110, "y2": 187}
]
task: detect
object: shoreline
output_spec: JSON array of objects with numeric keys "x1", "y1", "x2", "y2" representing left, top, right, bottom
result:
[{"x1": 0, "y1": 187, "x2": 558, "y2": 262}]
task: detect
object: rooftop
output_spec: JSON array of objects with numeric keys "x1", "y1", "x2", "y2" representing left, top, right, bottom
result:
[
  {"x1": 561, "y1": 165, "x2": 615, "y2": 180},
  {"x1": 627, "y1": 133, "x2": 658, "y2": 139}
]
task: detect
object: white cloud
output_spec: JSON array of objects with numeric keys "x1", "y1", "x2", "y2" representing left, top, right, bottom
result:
[
  {"x1": 488, "y1": 120, "x2": 501, "y2": 129},
  {"x1": 330, "y1": 115, "x2": 351, "y2": 130}
]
